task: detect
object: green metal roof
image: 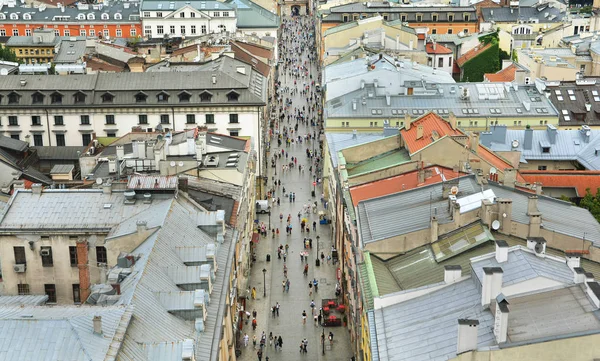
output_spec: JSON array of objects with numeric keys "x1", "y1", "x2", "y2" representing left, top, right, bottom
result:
[
  {"x1": 225, "y1": 0, "x2": 279, "y2": 28},
  {"x1": 324, "y1": 21, "x2": 358, "y2": 36},
  {"x1": 346, "y1": 148, "x2": 411, "y2": 177}
]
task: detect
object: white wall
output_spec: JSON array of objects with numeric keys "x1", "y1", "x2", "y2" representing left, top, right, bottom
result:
[
  {"x1": 500, "y1": 276, "x2": 565, "y2": 297},
  {"x1": 142, "y1": 8, "x2": 237, "y2": 38}
]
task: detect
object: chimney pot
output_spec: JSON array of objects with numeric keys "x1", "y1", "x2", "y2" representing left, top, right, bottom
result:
[
  {"x1": 494, "y1": 297, "x2": 510, "y2": 343},
  {"x1": 416, "y1": 125, "x2": 424, "y2": 139},
  {"x1": 444, "y1": 265, "x2": 462, "y2": 283},
  {"x1": 31, "y1": 183, "x2": 43, "y2": 195},
  {"x1": 93, "y1": 315, "x2": 103, "y2": 335},
  {"x1": 102, "y1": 184, "x2": 112, "y2": 195},
  {"x1": 481, "y1": 267, "x2": 503, "y2": 307},
  {"x1": 573, "y1": 267, "x2": 586, "y2": 284},
  {"x1": 565, "y1": 252, "x2": 581, "y2": 270},
  {"x1": 457, "y1": 319, "x2": 479, "y2": 354}
]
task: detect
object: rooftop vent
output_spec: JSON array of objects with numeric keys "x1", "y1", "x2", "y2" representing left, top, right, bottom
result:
[
  {"x1": 124, "y1": 190, "x2": 136, "y2": 205},
  {"x1": 204, "y1": 155, "x2": 220, "y2": 167}
]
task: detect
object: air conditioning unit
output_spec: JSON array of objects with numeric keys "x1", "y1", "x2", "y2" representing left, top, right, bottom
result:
[
  {"x1": 13, "y1": 264, "x2": 26, "y2": 273},
  {"x1": 40, "y1": 249, "x2": 51, "y2": 257}
]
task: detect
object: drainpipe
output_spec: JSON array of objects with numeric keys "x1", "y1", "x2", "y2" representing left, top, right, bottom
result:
[
  {"x1": 45, "y1": 108, "x2": 52, "y2": 146},
  {"x1": 171, "y1": 106, "x2": 176, "y2": 131}
]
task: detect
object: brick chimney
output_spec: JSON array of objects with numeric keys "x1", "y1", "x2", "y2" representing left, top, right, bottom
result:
[
  {"x1": 497, "y1": 199, "x2": 512, "y2": 232},
  {"x1": 470, "y1": 132, "x2": 480, "y2": 154},
  {"x1": 77, "y1": 239, "x2": 91, "y2": 303},
  {"x1": 527, "y1": 196, "x2": 542, "y2": 238},
  {"x1": 503, "y1": 169, "x2": 517, "y2": 188}
]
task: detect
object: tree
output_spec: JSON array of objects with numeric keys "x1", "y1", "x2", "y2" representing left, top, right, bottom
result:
[
  {"x1": 0, "y1": 45, "x2": 18, "y2": 62},
  {"x1": 579, "y1": 188, "x2": 600, "y2": 222}
]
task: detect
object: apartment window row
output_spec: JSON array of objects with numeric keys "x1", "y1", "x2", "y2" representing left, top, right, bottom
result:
[
  {"x1": 17, "y1": 283, "x2": 81, "y2": 303},
  {"x1": 341, "y1": 12, "x2": 471, "y2": 23},
  {"x1": 9, "y1": 28, "x2": 127, "y2": 37},
  {"x1": 4, "y1": 91, "x2": 88, "y2": 105},
  {"x1": 13, "y1": 245, "x2": 107, "y2": 268},
  {"x1": 108, "y1": 90, "x2": 233, "y2": 104}
]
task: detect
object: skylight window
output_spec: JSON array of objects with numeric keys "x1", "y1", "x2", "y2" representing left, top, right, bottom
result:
[
  {"x1": 557, "y1": 96, "x2": 563, "y2": 101},
  {"x1": 570, "y1": 95, "x2": 576, "y2": 101}
]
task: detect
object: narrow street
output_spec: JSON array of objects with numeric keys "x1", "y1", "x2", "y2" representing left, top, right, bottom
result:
[{"x1": 237, "y1": 14, "x2": 354, "y2": 361}]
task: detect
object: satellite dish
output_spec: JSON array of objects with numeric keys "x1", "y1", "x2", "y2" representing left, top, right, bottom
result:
[
  {"x1": 96, "y1": 178, "x2": 103, "y2": 185},
  {"x1": 502, "y1": 212, "x2": 507, "y2": 218},
  {"x1": 178, "y1": 161, "x2": 184, "y2": 167},
  {"x1": 490, "y1": 167, "x2": 497, "y2": 174},
  {"x1": 0, "y1": 68, "x2": 8, "y2": 76},
  {"x1": 450, "y1": 186, "x2": 459, "y2": 195},
  {"x1": 511, "y1": 140, "x2": 519, "y2": 148},
  {"x1": 491, "y1": 220, "x2": 500, "y2": 230},
  {"x1": 170, "y1": 161, "x2": 176, "y2": 167}
]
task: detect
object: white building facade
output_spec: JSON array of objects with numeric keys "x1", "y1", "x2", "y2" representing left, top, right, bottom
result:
[{"x1": 141, "y1": 1, "x2": 237, "y2": 39}]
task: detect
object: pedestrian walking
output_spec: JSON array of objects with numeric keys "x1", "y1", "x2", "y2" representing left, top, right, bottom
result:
[
  {"x1": 302, "y1": 310, "x2": 307, "y2": 324},
  {"x1": 329, "y1": 332, "x2": 334, "y2": 345},
  {"x1": 253, "y1": 335, "x2": 257, "y2": 349},
  {"x1": 257, "y1": 349, "x2": 263, "y2": 361},
  {"x1": 251, "y1": 287, "x2": 257, "y2": 299},
  {"x1": 308, "y1": 281, "x2": 313, "y2": 296},
  {"x1": 244, "y1": 333, "x2": 249, "y2": 347},
  {"x1": 276, "y1": 302, "x2": 280, "y2": 317}
]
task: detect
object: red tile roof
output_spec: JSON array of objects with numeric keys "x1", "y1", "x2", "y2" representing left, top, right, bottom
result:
[
  {"x1": 425, "y1": 42, "x2": 453, "y2": 55},
  {"x1": 520, "y1": 170, "x2": 600, "y2": 197},
  {"x1": 456, "y1": 43, "x2": 493, "y2": 67},
  {"x1": 350, "y1": 166, "x2": 464, "y2": 206},
  {"x1": 401, "y1": 112, "x2": 463, "y2": 154},
  {"x1": 484, "y1": 64, "x2": 517, "y2": 82}
]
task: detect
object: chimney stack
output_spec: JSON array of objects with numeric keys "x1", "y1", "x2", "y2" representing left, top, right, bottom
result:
[
  {"x1": 77, "y1": 239, "x2": 91, "y2": 303},
  {"x1": 495, "y1": 240, "x2": 509, "y2": 263},
  {"x1": 497, "y1": 199, "x2": 512, "y2": 232},
  {"x1": 573, "y1": 267, "x2": 586, "y2": 284},
  {"x1": 481, "y1": 267, "x2": 503, "y2": 307},
  {"x1": 93, "y1": 315, "x2": 103, "y2": 335},
  {"x1": 494, "y1": 296, "x2": 510, "y2": 343},
  {"x1": 457, "y1": 319, "x2": 479, "y2": 354},
  {"x1": 405, "y1": 113, "x2": 412, "y2": 130},
  {"x1": 470, "y1": 132, "x2": 480, "y2": 154},
  {"x1": 444, "y1": 265, "x2": 462, "y2": 284},
  {"x1": 430, "y1": 216, "x2": 439, "y2": 242},
  {"x1": 416, "y1": 125, "x2": 424, "y2": 140},
  {"x1": 116, "y1": 145, "x2": 125, "y2": 160},
  {"x1": 503, "y1": 169, "x2": 517, "y2": 188},
  {"x1": 565, "y1": 252, "x2": 581, "y2": 270},
  {"x1": 452, "y1": 202, "x2": 461, "y2": 228},
  {"x1": 527, "y1": 197, "x2": 542, "y2": 238},
  {"x1": 523, "y1": 126, "x2": 533, "y2": 150},
  {"x1": 31, "y1": 183, "x2": 43, "y2": 195},
  {"x1": 527, "y1": 196, "x2": 538, "y2": 215},
  {"x1": 102, "y1": 184, "x2": 112, "y2": 195},
  {"x1": 449, "y1": 111, "x2": 457, "y2": 130}
]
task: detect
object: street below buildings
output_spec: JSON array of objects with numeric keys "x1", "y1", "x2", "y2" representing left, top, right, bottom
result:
[{"x1": 237, "y1": 14, "x2": 354, "y2": 361}]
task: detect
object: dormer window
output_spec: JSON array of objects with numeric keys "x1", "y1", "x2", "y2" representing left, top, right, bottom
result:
[
  {"x1": 32, "y1": 92, "x2": 44, "y2": 104},
  {"x1": 157, "y1": 91, "x2": 169, "y2": 102},
  {"x1": 101, "y1": 92, "x2": 114, "y2": 103},
  {"x1": 50, "y1": 92, "x2": 63, "y2": 104},
  {"x1": 226, "y1": 90, "x2": 239, "y2": 102},
  {"x1": 8, "y1": 92, "x2": 20, "y2": 104},
  {"x1": 114, "y1": 13, "x2": 122, "y2": 20},
  {"x1": 74, "y1": 91, "x2": 86, "y2": 104},
  {"x1": 135, "y1": 91, "x2": 148, "y2": 103},
  {"x1": 0, "y1": 14, "x2": 5, "y2": 20},
  {"x1": 101, "y1": 13, "x2": 109, "y2": 20},
  {"x1": 178, "y1": 91, "x2": 191, "y2": 102},
  {"x1": 87, "y1": 13, "x2": 95, "y2": 20},
  {"x1": 10, "y1": 13, "x2": 18, "y2": 20},
  {"x1": 23, "y1": 13, "x2": 31, "y2": 20},
  {"x1": 77, "y1": 13, "x2": 85, "y2": 20},
  {"x1": 200, "y1": 90, "x2": 213, "y2": 102}
]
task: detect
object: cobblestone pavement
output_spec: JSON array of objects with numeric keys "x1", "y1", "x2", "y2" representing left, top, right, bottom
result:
[{"x1": 237, "y1": 14, "x2": 354, "y2": 361}]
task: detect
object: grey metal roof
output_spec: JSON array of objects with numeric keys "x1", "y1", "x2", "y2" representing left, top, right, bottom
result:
[
  {"x1": 480, "y1": 126, "x2": 600, "y2": 170},
  {"x1": 0, "y1": 189, "x2": 174, "y2": 232},
  {"x1": 480, "y1": 5, "x2": 565, "y2": 23},
  {"x1": 471, "y1": 247, "x2": 575, "y2": 287},
  {"x1": 0, "y1": 56, "x2": 267, "y2": 107},
  {"x1": 545, "y1": 81, "x2": 600, "y2": 126},
  {"x1": 325, "y1": 132, "x2": 385, "y2": 167},
  {"x1": 357, "y1": 175, "x2": 481, "y2": 244},
  {"x1": 32, "y1": 146, "x2": 87, "y2": 160},
  {"x1": 50, "y1": 164, "x2": 74, "y2": 174},
  {"x1": 0, "y1": 135, "x2": 28, "y2": 152},
  {"x1": 0, "y1": 295, "x2": 48, "y2": 306},
  {"x1": 54, "y1": 39, "x2": 87, "y2": 64},
  {"x1": 373, "y1": 278, "x2": 495, "y2": 361},
  {"x1": 326, "y1": 82, "x2": 558, "y2": 120},
  {"x1": 487, "y1": 183, "x2": 600, "y2": 246},
  {"x1": 0, "y1": 305, "x2": 132, "y2": 361},
  {"x1": 0, "y1": 2, "x2": 140, "y2": 23}
]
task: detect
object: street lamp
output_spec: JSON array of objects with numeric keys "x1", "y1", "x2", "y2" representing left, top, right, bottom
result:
[
  {"x1": 316, "y1": 235, "x2": 321, "y2": 267},
  {"x1": 262, "y1": 268, "x2": 267, "y2": 297}
]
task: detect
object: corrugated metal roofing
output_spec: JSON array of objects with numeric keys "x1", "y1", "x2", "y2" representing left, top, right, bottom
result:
[
  {"x1": 357, "y1": 175, "x2": 480, "y2": 244},
  {"x1": 374, "y1": 278, "x2": 495, "y2": 361},
  {"x1": 50, "y1": 164, "x2": 74, "y2": 174},
  {"x1": 0, "y1": 295, "x2": 48, "y2": 306},
  {"x1": 326, "y1": 133, "x2": 385, "y2": 168},
  {"x1": 471, "y1": 247, "x2": 575, "y2": 286}
]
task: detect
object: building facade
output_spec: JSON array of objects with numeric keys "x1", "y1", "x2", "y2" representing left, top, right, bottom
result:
[
  {"x1": 0, "y1": 3, "x2": 141, "y2": 40},
  {"x1": 0, "y1": 56, "x2": 267, "y2": 172},
  {"x1": 141, "y1": 0, "x2": 237, "y2": 39}
]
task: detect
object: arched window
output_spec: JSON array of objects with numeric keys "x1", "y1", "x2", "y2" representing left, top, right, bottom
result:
[
  {"x1": 87, "y1": 13, "x2": 95, "y2": 20},
  {"x1": 77, "y1": 13, "x2": 85, "y2": 20},
  {"x1": 23, "y1": 13, "x2": 31, "y2": 20},
  {"x1": 101, "y1": 13, "x2": 109, "y2": 20},
  {"x1": 114, "y1": 13, "x2": 122, "y2": 20},
  {"x1": 9, "y1": 13, "x2": 18, "y2": 20}
]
